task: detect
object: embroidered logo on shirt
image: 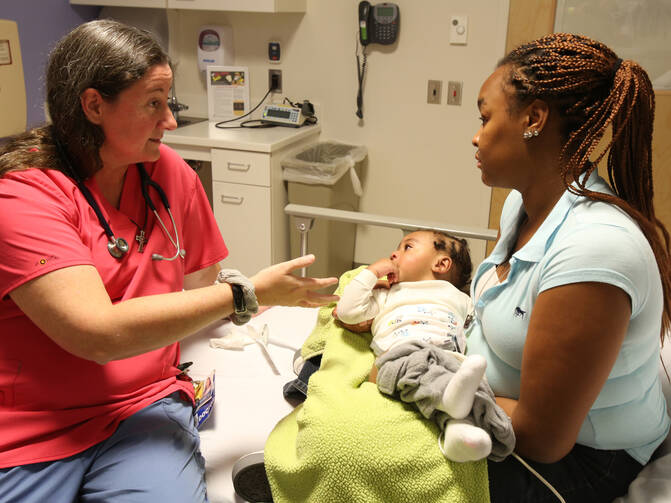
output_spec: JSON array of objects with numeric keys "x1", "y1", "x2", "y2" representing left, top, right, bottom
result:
[{"x1": 514, "y1": 307, "x2": 527, "y2": 319}]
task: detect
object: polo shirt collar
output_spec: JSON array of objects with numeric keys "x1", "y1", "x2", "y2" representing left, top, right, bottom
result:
[{"x1": 491, "y1": 170, "x2": 608, "y2": 264}]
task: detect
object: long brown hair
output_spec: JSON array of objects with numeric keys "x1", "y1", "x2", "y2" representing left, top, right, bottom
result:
[
  {"x1": 0, "y1": 19, "x2": 170, "y2": 179},
  {"x1": 499, "y1": 33, "x2": 670, "y2": 345}
]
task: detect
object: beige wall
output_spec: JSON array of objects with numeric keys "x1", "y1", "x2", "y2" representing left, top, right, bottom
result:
[{"x1": 168, "y1": 0, "x2": 509, "y2": 267}]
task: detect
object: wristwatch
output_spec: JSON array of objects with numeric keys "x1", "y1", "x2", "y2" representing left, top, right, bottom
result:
[
  {"x1": 230, "y1": 283, "x2": 247, "y2": 315},
  {"x1": 215, "y1": 268, "x2": 257, "y2": 325}
]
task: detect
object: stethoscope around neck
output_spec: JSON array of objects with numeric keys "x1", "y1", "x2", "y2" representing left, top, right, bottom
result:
[{"x1": 55, "y1": 141, "x2": 185, "y2": 261}]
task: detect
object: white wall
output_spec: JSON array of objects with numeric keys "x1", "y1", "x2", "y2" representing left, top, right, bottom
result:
[{"x1": 168, "y1": 0, "x2": 509, "y2": 267}]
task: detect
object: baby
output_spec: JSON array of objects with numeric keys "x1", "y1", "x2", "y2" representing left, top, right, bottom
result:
[{"x1": 336, "y1": 230, "x2": 514, "y2": 462}]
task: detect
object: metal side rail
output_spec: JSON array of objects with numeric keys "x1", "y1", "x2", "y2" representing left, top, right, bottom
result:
[{"x1": 284, "y1": 203, "x2": 498, "y2": 277}]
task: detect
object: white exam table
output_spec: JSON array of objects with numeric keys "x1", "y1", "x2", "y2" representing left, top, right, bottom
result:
[{"x1": 180, "y1": 205, "x2": 671, "y2": 503}]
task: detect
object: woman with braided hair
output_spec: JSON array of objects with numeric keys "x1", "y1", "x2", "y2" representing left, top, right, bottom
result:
[{"x1": 467, "y1": 33, "x2": 671, "y2": 501}]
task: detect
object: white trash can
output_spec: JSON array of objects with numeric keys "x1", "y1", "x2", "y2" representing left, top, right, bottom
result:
[{"x1": 282, "y1": 141, "x2": 367, "y2": 279}]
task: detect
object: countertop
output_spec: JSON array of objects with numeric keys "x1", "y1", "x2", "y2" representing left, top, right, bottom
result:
[{"x1": 163, "y1": 120, "x2": 321, "y2": 153}]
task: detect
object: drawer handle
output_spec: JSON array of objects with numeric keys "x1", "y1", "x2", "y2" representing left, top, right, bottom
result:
[
  {"x1": 221, "y1": 195, "x2": 244, "y2": 205},
  {"x1": 227, "y1": 162, "x2": 251, "y2": 172}
]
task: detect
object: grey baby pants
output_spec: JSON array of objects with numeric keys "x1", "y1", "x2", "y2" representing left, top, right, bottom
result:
[{"x1": 375, "y1": 340, "x2": 516, "y2": 461}]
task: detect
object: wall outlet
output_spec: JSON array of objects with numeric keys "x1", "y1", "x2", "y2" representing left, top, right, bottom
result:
[
  {"x1": 269, "y1": 69, "x2": 282, "y2": 93},
  {"x1": 427, "y1": 80, "x2": 442, "y2": 104}
]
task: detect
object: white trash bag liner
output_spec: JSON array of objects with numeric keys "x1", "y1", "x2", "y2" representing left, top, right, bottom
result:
[{"x1": 282, "y1": 141, "x2": 367, "y2": 196}]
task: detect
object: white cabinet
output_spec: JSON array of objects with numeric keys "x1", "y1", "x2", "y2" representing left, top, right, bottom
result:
[
  {"x1": 211, "y1": 148, "x2": 274, "y2": 277},
  {"x1": 69, "y1": 0, "x2": 306, "y2": 11},
  {"x1": 209, "y1": 139, "x2": 315, "y2": 275},
  {"x1": 213, "y1": 180, "x2": 271, "y2": 277},
  {"x1": 166, "y1": 0, "x2": 305, "y2": 12},
  {"x1": 164, "y1": 124, "x2": 319, "y2": 276},
  {"x1": 70, "y1": 0, "x2": 167, "y2": 7}
]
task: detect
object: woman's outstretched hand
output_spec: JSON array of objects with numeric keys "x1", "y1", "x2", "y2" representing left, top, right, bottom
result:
[{"x1": 251, "y1": 254, "x2": 339, "y2": 308}]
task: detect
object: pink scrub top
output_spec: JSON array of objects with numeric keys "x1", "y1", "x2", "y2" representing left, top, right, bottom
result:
[{"x1": 0, "y1": 144, "x2": 228, "y2": 468}]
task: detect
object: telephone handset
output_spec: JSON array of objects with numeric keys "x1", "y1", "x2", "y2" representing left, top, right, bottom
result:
[
  {"x1": 356, "y1": 1, "x2": 399, "y2": 119},
  {"x1": 358, "y1": 1, "x2": 400, "y2": 46}
]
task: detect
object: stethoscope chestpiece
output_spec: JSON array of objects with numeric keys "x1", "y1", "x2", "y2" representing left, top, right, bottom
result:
[{"x1": 107, "y1": 237, "x2": 130, "y2": 259}]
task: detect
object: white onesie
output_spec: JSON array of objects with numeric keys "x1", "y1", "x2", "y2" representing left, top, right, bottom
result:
[{"x1": 336, "y1": 268, "x2": 473, "y2": 356}]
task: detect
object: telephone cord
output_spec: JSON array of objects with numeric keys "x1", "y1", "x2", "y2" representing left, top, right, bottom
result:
[{"x1": 355, "y1": 32, "x2": 367, "y2": 119}]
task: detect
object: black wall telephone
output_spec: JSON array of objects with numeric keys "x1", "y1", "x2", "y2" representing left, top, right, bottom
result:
[
  {"x1": 358, "y1": 1, "x2": 400, "y2": 46},
  {"x1": 356, "y1": 1, "x2": 399, "y2": 119}
]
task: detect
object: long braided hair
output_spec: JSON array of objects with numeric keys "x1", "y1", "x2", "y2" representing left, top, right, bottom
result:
[{"x1": 499, "y1": 33, "x2": 670, "y2": 345}]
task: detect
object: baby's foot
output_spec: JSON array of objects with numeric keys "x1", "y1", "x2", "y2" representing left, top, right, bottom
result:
[
  {"x1": 439, "y1": 354, "x2": 487, "y2": 419},
  {"x1": 440, "y1": 419, "x2": 492, "y2": 462}
]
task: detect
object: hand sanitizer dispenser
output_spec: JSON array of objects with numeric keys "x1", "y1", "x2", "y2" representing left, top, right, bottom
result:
[{"x1": 197, "y1": 25, "x2": 234, "y2": 72}]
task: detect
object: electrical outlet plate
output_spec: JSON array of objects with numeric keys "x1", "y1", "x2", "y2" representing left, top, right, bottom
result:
[
  {"x1": 447, "y1": 81, "x2": 463, "y2": 106},
  {"x1": 427, "y1": 80, "x2": 442, "y2": 104},
  {"x1": 268, "y1": 69, "x2": 282, "y2": 93}
]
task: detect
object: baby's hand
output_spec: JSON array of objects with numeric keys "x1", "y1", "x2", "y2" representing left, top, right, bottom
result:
[
  {"x1": 332, "y1": 306, "x2": 373, "y2": 333},
  {"x1": 367, "y1": 258, "x2": 399, "y2": 285}
]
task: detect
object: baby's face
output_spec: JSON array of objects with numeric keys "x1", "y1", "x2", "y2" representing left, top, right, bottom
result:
[{"x1": 389, "y1": 231, "x2": 442, "y2": 283}]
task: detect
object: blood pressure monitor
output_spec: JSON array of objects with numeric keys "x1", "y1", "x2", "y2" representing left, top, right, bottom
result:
[{"x1": 261, "y1": 104, "x2": 306, "y2": 127}]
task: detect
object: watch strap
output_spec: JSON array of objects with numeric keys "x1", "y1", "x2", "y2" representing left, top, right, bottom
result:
[{"x1": 215, "y1": 269, "x2": 259, "y2": 325}]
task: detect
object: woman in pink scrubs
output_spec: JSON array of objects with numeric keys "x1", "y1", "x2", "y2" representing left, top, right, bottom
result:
[{"x1": 0, "y1": 19, "x2": 337, "y2": 503}]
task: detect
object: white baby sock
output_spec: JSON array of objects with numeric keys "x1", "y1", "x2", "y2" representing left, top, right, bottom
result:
[
  {"x1": 439, "y1": 354, "x2": 487, "y2": 419},
  {"x1": 440, "y1": 419, "x2": 492, "y2": 462}
]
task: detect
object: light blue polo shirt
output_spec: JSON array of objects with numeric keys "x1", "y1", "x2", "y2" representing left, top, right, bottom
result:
[{"x1": 467, "y1": 171, "x2": 670, "y2": 464}]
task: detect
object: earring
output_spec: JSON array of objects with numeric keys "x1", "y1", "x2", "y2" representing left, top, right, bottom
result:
[{"x1": 523, "y1": 129, "x2": 539, "y2": 140}]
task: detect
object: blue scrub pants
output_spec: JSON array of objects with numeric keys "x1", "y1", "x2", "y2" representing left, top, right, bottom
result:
[{"x1": 0, "y1": 392, "x2": 209, "y2": 503}]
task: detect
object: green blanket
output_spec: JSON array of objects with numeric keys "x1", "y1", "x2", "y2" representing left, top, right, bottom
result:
[{"x1": 265, "y1": 267, "x2": 490, "y2": 503}]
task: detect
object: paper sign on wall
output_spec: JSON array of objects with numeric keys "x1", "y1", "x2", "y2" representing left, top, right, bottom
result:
[{"x1": 206, "y1": 66, "x2": 250, "y2": 121}]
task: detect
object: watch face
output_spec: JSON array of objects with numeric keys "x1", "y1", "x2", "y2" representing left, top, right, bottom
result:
[{"x1": 231, "y1": 284, "x2": 246, "y2": 314}]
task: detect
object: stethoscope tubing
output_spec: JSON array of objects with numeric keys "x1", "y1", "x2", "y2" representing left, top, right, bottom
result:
[
  {"x1": 56, "y1": 138, "x2": 183, "y2": 261},
  {"x1": 136, "y1": 163, "x2": 184, "y2": 260},
  {"x1": 150, "y1": 205, "x2": 184, "y2": 261}
]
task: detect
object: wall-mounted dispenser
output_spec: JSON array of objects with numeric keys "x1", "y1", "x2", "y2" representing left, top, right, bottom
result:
[{"x1": 197, "y1": 25, "x2": 234, "y2": 72}]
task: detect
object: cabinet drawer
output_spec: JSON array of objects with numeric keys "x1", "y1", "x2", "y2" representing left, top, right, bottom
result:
[
  {"x1": 212, "y1": 181, "x2": 271, "y2": 276},
  {"x1": 211, "y1": 149, "x2": 270, "y2": 187}
]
